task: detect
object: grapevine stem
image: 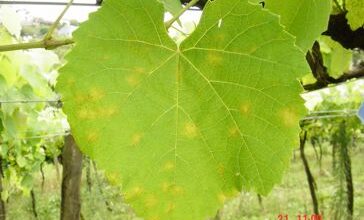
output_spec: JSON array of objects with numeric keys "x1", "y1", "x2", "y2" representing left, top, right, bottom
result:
[
  {"x1": 171, "y1": 26, "x2": 189, "y2": 36},
  {"x1": 0, "y1": 0, "x2": 74, "y2": 52},
  {"x1": 333, "y1": 0, "x2": 344, "y2": 13},
  {"x1": 44, "y1": 0, "x2": 74, "y2": 40},
  {"x1": 165, "y1": 0, "x2": 200, "y2": 29},
  {"x1": 0, "y1": 38, "x2": 74, "y2": 52}
]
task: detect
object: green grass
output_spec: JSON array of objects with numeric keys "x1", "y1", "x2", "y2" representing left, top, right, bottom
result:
[
  {"x1": 220, "y1": 144, "x2": 364, "y2": 220},
  {"x1": 5, "y1": 144, "x2": 364, "y2": 220}
]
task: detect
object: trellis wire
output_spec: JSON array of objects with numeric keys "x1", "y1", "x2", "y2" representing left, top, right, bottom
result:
[
  {"x1": 21, "y1": 132, "x2": 70, "y2": 139},
  {"x1": 0, "y1": 0, "x2": 102, "y2": 6},
  {"x1": 309, "y1": 109, "x2": 358, "y2": 114},
  {"x1": 0, "y1": 99, "x2": 360, "y2": 119},
  {"x1": 0, "y1": 0, "x2": 202, "y2": 11},
  {"x1": 0, "y1": 100, "x2": 60, "y2": 104},
  {"x1": 13, "y1": 113, "x2": 358, "y2": 139},
  {"x1": 302, "y1": 113, "x2": 358, "y2": 121}
]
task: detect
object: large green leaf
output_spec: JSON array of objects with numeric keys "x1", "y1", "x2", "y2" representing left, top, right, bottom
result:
[
  {"x1": 57, "y1": 0, "x2": 308, "y2": 219},
  {"x1": 250, "y1": 0, "x2": 331, "y2": 52},
  {"x1": 346, "y1": 0, "x2": 364, "y2": 30}
]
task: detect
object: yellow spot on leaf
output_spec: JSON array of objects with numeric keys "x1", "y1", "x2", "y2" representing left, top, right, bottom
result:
[
  {"x1": 279, "y1": 108, "x2": 299, "y2": 127},
  {"x1": 225, "y1": 188, "x2": 239, "y2": 197},
  {"x1": 100, "y1": 105, "x2": 118, "y2": 117},
  {"x1": 134, "y1": 66, "x2": 146, "y2": 74},
  {"x1": 240, "y1": 102, "x2": 251, "y2": 115},
  {"x1": 165, "y1": 203, "x2": 175, "y2": 214},
  {"x1": 148, "y1": 216, "x2": 160, "y2": 220},
  {"x1": 67, "y1": 77, "x2": 75, "y2": 85},
  {"x1": 218, "y1": 193, "x2": 226, "y2": 204},
  {"x1": 161, "y1": 182, "x2": 171, "y2": 193},
  {"x1": 125, "y1": 186, "x2": 144, "y2": 201},
  {"x1": 131, "y1": 133, "x2": 143, "y2": 146},
  {"x1": 228, "y1": 126, "x2": 239, "y2": 137},
  {"x1": 79, "y1": 108, "x2": 98, "y2": 120},
  {"x1": 217, "y1": 33, "x2": 225, "y2": 41},
  {"x1": 163, "y1": 161, "x2": 175, "y2": 171},
  {"x1": 78, "y1": 108, "x2": 91, "y2": 120},
  {"x1": 217, "y1": 163, "x2": 225, "y2": 176},
  {"x1": 89, "y1": 88, "x2": 105, "y2": 102},
  {"x1": 145, "y1": 194, "x2": 158, "y2": 208},
  {"x1": 75, "y1": 94, "x2": 87, "y2": 104},
  {"x1": 207, "y1": 52, "x2": 223, "y2": 65},
  {"x1": 161, "y1": 182, "x2": 184, "y2": 196},
  {"x1": 87, "y1": 131, "x2": 99, "y2": 142},
  {"x1": 106, "y1": 172, "x2": 121, "y2": 185},
  {"x1": 170, "y1": 185, "x2": 184, "y2": 196},
  {"x1": 126, "y1": 74, "x2": 141, "y2": 87},
  {"x1": 102, "y1": 55, "x2": 110, "y2": 60},
  {"x1": 248, "y1": 45, "x2": 258, "y2": 54},
  {"x1": 78, "y1": 106, "x2": 118, "y2": 120},
  {"x1": 184, "y1": 122, "x2": 198, "y2": 138}
]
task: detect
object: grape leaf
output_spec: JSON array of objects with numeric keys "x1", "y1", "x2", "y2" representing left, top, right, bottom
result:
[
  {"x1": 250, "y1": 0, "x2": 331, "y2": 52},
  {"x1": 57, "y1": 0, "x2": 308, "y2": 219},
  {"x1": 0, "y1": 6, "x2": 21, "y2": 38},
  {"x1": 346, "y1": 0, "x2": 364, "y2": 30},
  {"x1": 319, "y1": 36, "x2": 352, "y2": 78},
  {"x1": 159, "y1": 0, "x2": 183, "y2": 16}
]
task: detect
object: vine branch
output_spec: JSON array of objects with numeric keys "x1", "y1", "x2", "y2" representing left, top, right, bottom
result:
[
  {"x1": 333, "y1": 0, "x2": 345, "y2": 13},
  {"x1": 180, "y1": 0, "x2": 207, "y2": 9},
  {"x1": 165, "y1": 0, "x2": 200, "y2": 29},
  {"x1": 302, "y1": 41, "x2": 364, "y2": 91},
  {"x1": 0, "y1": 0, "x2": 75, "y2": 52},
  {"x1": 299, "y1": 130, "x2": 319, "y2": 214},
  {"x1": 44, "y1": 0, "x2": 74, "y2": 40},
  {"x1": 0, "y1": 39, "x2": 74, "y2": 52},
  {"x1": 323, "y1": 12, "x2": 364, "y2": 50}
]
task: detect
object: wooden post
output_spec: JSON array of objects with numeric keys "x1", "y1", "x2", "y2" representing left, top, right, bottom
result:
[
  {"x1": 61, "y1": 135, "x2": 83, "y2": 220},
  {"x1": 300, "y1": 131, "x2": 319, "y2": 214}
]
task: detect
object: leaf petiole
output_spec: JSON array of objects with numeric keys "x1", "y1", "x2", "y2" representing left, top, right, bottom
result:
[
  {"x1": 44, "y1": 0, "x2": 74, "y2": 40},
  {"x1": 165, "y1": 0, "x2": 199, "y2": 29}
]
